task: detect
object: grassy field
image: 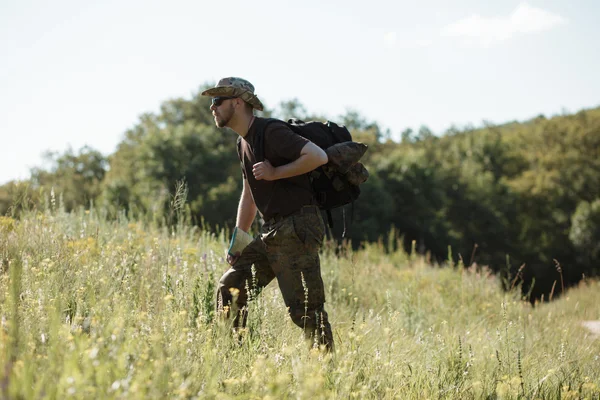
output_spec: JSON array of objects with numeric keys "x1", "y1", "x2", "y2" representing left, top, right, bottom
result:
[{"x1": 1, "y1": 205, "x2": 599, "y2": 399}]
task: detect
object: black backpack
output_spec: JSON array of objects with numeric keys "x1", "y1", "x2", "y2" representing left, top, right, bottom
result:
[{"x1": 254, "y1": 118, "x2": 369, "y2": 236}]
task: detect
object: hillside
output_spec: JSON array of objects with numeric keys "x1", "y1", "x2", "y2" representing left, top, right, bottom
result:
[
  {"x1": 1, "y1": 98, "x2": 599, "y2": 304},
  {"x1": 1, "y1": 209, "x2": 599, "y2": 399}
]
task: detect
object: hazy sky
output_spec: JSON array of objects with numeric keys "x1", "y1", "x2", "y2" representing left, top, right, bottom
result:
[{"x1": 1, "y1": 0, "x2": 599, "y2": 184}]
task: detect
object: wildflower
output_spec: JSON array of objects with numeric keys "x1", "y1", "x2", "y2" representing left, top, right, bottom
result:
[
  {"x1": 274, "y1": 353, "x2": 285, "y2": 366},
  {"x1": 89, "y1": 347, "x2": 99, "y2": 359}
]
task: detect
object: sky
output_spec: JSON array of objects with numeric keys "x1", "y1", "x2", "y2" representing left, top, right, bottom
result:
[{"x1": 1, "y1": 0, "x2": 599, "y2": 185}]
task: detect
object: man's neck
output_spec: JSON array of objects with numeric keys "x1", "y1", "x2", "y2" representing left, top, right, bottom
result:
[{"x1": 229, "y1": 113, "x2": 256, "y2": 138}]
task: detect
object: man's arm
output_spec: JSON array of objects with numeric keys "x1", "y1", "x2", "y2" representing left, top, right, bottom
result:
[
  {"x1": 252, "y1": 141, "x2": 328, "y2": 181},
  {"x1": 236, "y1": 178, "x2": 257, "y2": 232},
  {"x1": 227, "y1": 179, "x2": 256, "y2": 266}
]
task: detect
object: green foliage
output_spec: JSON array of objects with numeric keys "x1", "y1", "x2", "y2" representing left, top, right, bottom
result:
[
  {"x1": 371, "y1": 147, "x2": 454, "y2": 258},
  {"x1": 570, "y1": 199, "x2": 600, "y2": 273},
  {"x1": 0, "y1": 181, "x2": 40, "y2": 217},
  {"x1": 275, "y1": 98, "x2": 310, "y2": 121},
  {"x1": 99, "y1": 88, "x2": 241, "y2": 228},
  {"x1": 30, "y1": 146, "x2": 107, "y2": 212}
]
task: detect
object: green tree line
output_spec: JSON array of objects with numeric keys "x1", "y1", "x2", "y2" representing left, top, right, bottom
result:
[{"x1": 2, "y1": 84, "x2": 599, "y2": 300}]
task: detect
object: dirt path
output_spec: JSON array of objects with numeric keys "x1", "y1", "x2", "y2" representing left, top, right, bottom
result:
[{"x1": 582, "y1": 321, "x2": 600, "y2": 338}]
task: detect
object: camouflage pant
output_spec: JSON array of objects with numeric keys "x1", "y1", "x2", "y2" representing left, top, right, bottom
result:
[{"x1": 217, "y1": 205, "x2": 334, "y2": 351}]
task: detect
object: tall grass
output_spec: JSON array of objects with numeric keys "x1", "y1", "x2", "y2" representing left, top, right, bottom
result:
[{"x1": 0, "y1": 205, "x2": 599, "y2": 399}]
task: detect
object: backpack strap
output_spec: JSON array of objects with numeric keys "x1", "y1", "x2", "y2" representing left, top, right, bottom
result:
[
  {"x1": 338, "y1": 202, "x2": 355, "y2": 239},
  {"x1": 326, "y1": 210, "x2": 334, "y2": 232},
  {"x1": 253, "y1": 118, "x2": 280, "y2": 163},
  {"x1": 341, "y1": 206, "x2": 346, "y2": 238}
]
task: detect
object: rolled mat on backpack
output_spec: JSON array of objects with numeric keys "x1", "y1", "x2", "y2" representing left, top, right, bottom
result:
[
  {"x1": 325, "y1": 142, "x2": 368, "y2": 174},
  {"x1": 344, "y1": 163, "x2": 369, "y2": 186}
]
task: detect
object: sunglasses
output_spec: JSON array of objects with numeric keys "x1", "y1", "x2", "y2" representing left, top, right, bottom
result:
[{"x1": 211, "y1": 96, "x2": 237, "y2": 107}]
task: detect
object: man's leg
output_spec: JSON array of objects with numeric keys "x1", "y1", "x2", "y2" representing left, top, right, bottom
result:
[
  {"x1": 287, "y1": 294, "x2": 334, "y2": 352},
  {"x1": 264, "y1": 208, "x2": 334, "y2": 351},
  {"x1": 217, "y1": 236, "x2": 274, "y2": 329}
]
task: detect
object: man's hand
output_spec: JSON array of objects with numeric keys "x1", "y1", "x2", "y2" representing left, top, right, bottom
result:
[
  {"x1": 252, "y1": 160, "x2": 276, "y2": 181},
  {"x1": 227, "y1": 251, "x2": 240, "y2": 266}
]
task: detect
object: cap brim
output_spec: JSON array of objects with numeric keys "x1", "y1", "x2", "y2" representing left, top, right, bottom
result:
[
  {"x1": 201, "y1": 87, "x2": 238, "y2": 97},
  {"x1": 201, "y1": 87, "x2": 264, "y2": 111}
]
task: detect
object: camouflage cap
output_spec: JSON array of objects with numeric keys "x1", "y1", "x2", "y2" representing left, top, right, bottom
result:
[{"x1": 201, "y1": 77, "x2": 264, "y2": 111}]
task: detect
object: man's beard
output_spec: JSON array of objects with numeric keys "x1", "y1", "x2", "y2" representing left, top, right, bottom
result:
[{"x1": 215, "y1": 104, "x2": 234, "y2": 128}]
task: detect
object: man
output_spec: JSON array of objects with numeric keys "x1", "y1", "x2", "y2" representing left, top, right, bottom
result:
[{"x1": 202, "y1": 77, "x2": 334, "y2": 351}]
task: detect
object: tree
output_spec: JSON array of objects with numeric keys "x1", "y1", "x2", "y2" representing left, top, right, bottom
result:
[
  {"x1": 373, "y1": 147, "x2": 455, "y2": 258},
  {"x1": 0, "y1": 181, "x2": 40, "y2": 216},
  {"x1": 275, "y1": 98, "x2": 308, "y2": 121},
  {"x1": 30, "y1": 146, "x2": 107, "y2": 211},
  {"x1": 570, "y1": 199, "x2": 600, "y2": 274},
  {"x1": 100, "y1": 86, "x2": 242, "y2": 228}
]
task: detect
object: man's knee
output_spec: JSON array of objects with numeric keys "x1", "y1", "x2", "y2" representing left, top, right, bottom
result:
[
  {"x1": 218, "y1": 270, "x2": 233, "y2": 293},
  {"x1": 288, "y1": 304, "x2": 334, "y2": 351},
  {"x1": 217, "y1": 268, "x2": 254, "y2": 309},
  {"x1": 217, "y1": 270, "x2": 238, "y2": 308},
  {"x1": 288, "y1": 304, "x2": 326, "y2": 330}
]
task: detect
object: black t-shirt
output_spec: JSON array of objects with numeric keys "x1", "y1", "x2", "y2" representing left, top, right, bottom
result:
[{"x1": 237, "y1": 117, "x2": 315, "y2": 221}]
